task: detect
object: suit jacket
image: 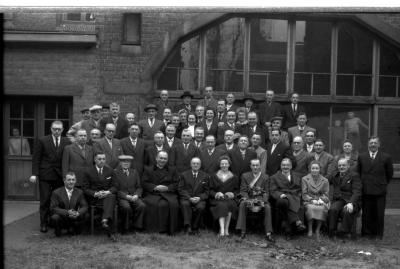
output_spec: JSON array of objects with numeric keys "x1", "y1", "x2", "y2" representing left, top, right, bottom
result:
[
  {"x1": 93, "y1": 138, "x2": 122, "y2": 169},
  {"x1": 62, "y1": 143, "x2": 94, "y2": 186},
  {"x1": 282, "y1": 104, "x2": 306, "y2": 130},
  {"x1": 216, "y1": 122, "x2": 236, "y2": 145},
  {"x1": 258, "y1": 101, "x2": 282, "y2": 124},
  {"x1": 138, "y1": 118, "x2": 164, "y2": 141},
  {"x1": 174, "y1": 142, "x2": 199, "y2": 173},
  {"x1": 310, "y1": 151, "x2": 336, "y2": 183},
  {"x1": 199, "y1": 148, "x2": 226, "y2": 175},
  {"x1": 215, "y1": 111, "x2": 227, "y2": 123},
  {"x1": 112, "y1": 167, "x2": 143, "y2": 200},
  {"x1": 145, "y1": 144, "x2": 175, "y2": 167},
  {"x1": 358, "y1": 151, "x2": 393, "y2": 195},
  {"x1": 197, "y1": 97, "x2": 218, "y2": 111},
  {"x1": 120, "y1": 137, "x2": 146, "y2": 176},
  {"x1": 82, "y1": 165, "x2": 115, "y2": 197},
  {"x1": 236, "y1": 124, "x2": 268, "y2": 148},
  {"x1": 79, "y1": 119, "x2": 102, "y2": 137},
  {"x1": 332, "y1": 171, "x2": 362, "y2": 207},
  {"x1": 32, "y1": 135, "x2": 70, "y2": 181},
  {"x1": 226, "y1": 104, "x2": 239, "y2": 113},
  {"x1": 268, "y1": 130, "x2": 290, "y2": 147},
  {"x1": 178, "y1": 170, "x2": 209, "y2": 201},
  {"x1": 288, "y1": 125, "x2": 316, "y2": 143},
  {"x1": 50, "y1": 187, "x2": 88, "y2": 216},
  {"x1": 99, "y1": 116, "x2": 130, "y2": 139},
  {"x1": 194, "y1": 140, "x2": 207, "y2": 151},
  {"x1": 174, "y1": 103, "x2": 195, "y2": 114},
  {"x1": 228, "y1": 148, "x2": 257, "y2": 178},
  {"x1": 164, "y1": 137, "x2": 181, "y2": 152},
  {"x1": 266, "y1": 142, "x2": 294, "y2": 176},
  {"x1": 292, "y1": 150, "x2": 313, "y2": 179},
  {"x1": 301, "y1": 174, "x2": 330, "y2": 205},
  {"x1": 197, "y1": 119, "x2": 219, "y2": 138},
  {"x1": 216, "y1": 143, "x2": 238, "y2": 154},
  {"x1": 270, "y1": 171, "x2": 302, "y2": 212},
  {"x1": 240, "y1": 172, "x2": 270, "y2": 203},
  {"x1": 155, "y1": 99, "x2": 172, "y2": 119},
  {"x1": 250, "y1": 146, "x2": 267, "y2": 175}
]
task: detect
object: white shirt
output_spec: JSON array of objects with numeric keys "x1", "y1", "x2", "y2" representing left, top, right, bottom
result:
[
  {"x1": 226, "y1": 143, "x2": 234, "y2": 150},
  {"x1": 208, "y1": 148, "x2": 215, "y2": 155},
  {"x1": 148, "y1": 118, "x2": 155, "y2": 127},
  {"x1": 271, "y1": 144, "x2": 278, "y2": 153},
  {"x1": 370, "y1": 151, "x2": 378, "y2": 159},
  {"x1": 130, "y1": 137, "x2": 137, "y2": 147},
  {"x1": 156, "y1": 145, "x2": 163, "y2": 151},
  {"x1": 65, "y1": 187, "x2": 73, "y2": 201},
  {"x1": 287, "y1": 174, "x2": 291, "y2": 182},
  {"x1": 307, "y1": 144, "x2": 314, "y2": 152},
  {"x1": 106, "y1": 138, "x2": 113, "y2": 149},
  {"x1": 52, "y1": 135, "x2": 59, "y2": 147},
  {"x1": 96, "y1": 166, "x2": 103, "y2": 175},
  {"x1": 226, "y1": 104, "x2": 232, "y2": 111},
  {"x1": 167, "y1": 138, "x2": 174, "y2": 148}
]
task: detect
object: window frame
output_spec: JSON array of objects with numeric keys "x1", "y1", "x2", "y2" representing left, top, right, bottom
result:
[{"x1": 122, "y1": 13, "x2": 142, "y2": 46}]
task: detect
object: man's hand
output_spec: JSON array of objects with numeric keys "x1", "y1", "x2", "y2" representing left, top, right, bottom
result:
[
  {"x1": 157, "y1": 185, "x2": 168, "y2": 192},
  {"x1": 131, "y1": 195, "x2": 139, "y2": 202},
  {"x1": 225, "y1": 192, "x2": 234, "y2": 199},
  {"x1": 29, "y1": 175, "x2": 37, "y2": 183},
  {"x1": 312, "y1": 199, "x2": 318, "y2": 205},
  {"x1": 280, "y1": 194, "x2": 287, "y2": 199},
  {"x1": 344, "y1": 203, "x2": 354, "y2": 213},
  {"x1": 190, "y1": 197, "x2": 200, "y2": 204},
  {"x1": 215, "y1": 192, "x2": 224, "y2": 199}
]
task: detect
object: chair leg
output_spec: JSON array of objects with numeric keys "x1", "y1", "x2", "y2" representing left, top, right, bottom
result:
[
  {"x1": 114, "y1": 205, "x2": 118, "y2": 233},
  {"x1": 90, "y1": 205, "x2": 95, "y2": 235}
]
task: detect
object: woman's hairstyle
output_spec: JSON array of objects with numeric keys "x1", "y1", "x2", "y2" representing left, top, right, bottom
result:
[
  {"x1": 309, "y1": 160, "x2": 321, "y2": 170},
  {"x1": 218, "y1": 155, "x2": 232, "y2": 166}
]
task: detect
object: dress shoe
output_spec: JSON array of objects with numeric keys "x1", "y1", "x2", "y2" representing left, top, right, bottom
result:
[
  {"x1": 265, "y1": 234, "x2": 276, "y2": 243},
  {"x1": 296, "y1": 223, "x2": 307, "y2": 233},
  {"x1": 108, "y1": 232, "x2": 117, "y2": 242},
  {"x1": 40, "y1": 225, "x2": 48, "y2": 233},
  {"x1": 101, "y1": 219, "x2": 109, "y2": 229},
  {"x1": 240, "y1": 232, "x2": 246, "y2": 239},
  {"x1": 185, "y1": 226, "x2": 192, "y2": 235}
]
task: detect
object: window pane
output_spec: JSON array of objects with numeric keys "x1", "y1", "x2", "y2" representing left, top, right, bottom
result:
[
  {"x1": 61, "y1": 120, "x2": 70, "y2": 136},
  {"x1": 10, "y1": 102, "x2": 21, "y2": 118},
  {"x1": 10, "y1": 120, "x2": 21, "y2": 136},
  {"x1": 250, "y1": 19, "x2": 287, "y2": 93},
  {"x1": 337, "y1": 22, "x2": 373, "y2": 96},
  {"x1": 378, "y1": 107, "x2": 400, "y2": 163},
  {"x1": 44, "y1": 120, "x2": 53, "y2": 136},
  {"x1": 23, "y1": 102, "x2": 35, "y2": 119},
  {"x1": 157, "y1": 36, "x2": 199, "y2": 91},
  {"x1": 379, "y1": 42, "x2": 400, "y2": 97},
  {"x1": 123, "y1": 14, "x2": 141, "y2": 44},
  {"x1": 66, "y1": 13, "x2": 82, "y2": 21},
  {"x1": 294, "y1": 21, "x2": 332, "y2": 95},
  {"x1": 305, "y1": 103, "x2": 330, "y2": 151},
  {"x1": 23, "y1": 120, "x2": 35, "y2": 137},
  {"x1": 58, "y1": 102, "x2": 70, "y2": 119},
  {"x1": 206, "y1": 18, "x2": 245, "y2": 92},
  {"x1": 45, "y1": 102, "x2": 57, "y2": 119}
]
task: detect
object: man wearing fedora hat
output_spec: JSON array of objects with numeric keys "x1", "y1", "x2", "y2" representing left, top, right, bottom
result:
[
  {"x1": 69, "y1": 105, "x2": 103, "y2": 137},
  {"x1": 242, "y1": 95, "x2": 257, "y2": 114},
  {"x1": 174, "y1": 91, "x2": 195, "y2": 114},
  {"x1": 138, "y1": 104, "x2": 164, "y2": 143}
]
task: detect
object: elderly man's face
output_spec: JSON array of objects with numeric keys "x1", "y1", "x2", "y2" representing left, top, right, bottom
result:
[
  {"x1": 305, "y1": 132, "x2": 315, "y2": 144},
  {"x1": 129, "y1": 125, "x2": 140, "y2": 138},
  {"x1": 224, "y1": 130, "x2": 234, "y2": 144},
  {"x1": 154, "y1": 133, "x2": 165, "y2": 146},
  {"x1": 64, "y1": 174, "x2": 77, "y2": 190},
  {"x1": 163, "y1": 109, "x2": 172, "y2": 120},
  {"x1": 247, "y1": 113, "x2": 257, "y2": 126},
  {"x1": 181, "y1": 131, "x2": 192, "y2": 144},
  {"x1": 251, "y1": 135, "x2": 261, "y2": 147},
  {"x1": 110, "y1": 105, "x2": 120, "y2": 117},
  {"x1": 104, "y1": 124, "x2": 116, "y2": 139},
  {"x1": 191, "y1": 158, "x2": 201, "y2": 172},
  {"x1": 368, "y1": 138, "x2": 380, "y2": 153},
  {"x1": 51, "y1": 123, "x2": 64, "y2": 138},
  {"x1": 76, "y1": 130, "x2": 87, "y2": 145},
  {"x1": 280, "y1": 159, "x2": 292, "y2": 173},
  {"x1": 205, "y1": 87, "x2": 213, "y2": 97},
  {"x1": 226, "y1": 111, "x2": 236, "y2": 123},
  {"x1": 120, "y1": 160, "x2": 131, "y2": 170},
  {"x1": 206, "y1": 137, "x2": 215, "y2": 149},
  {"x1": 195, "y1": 129, "x2": 204, "y2": 142},
  {"x1": 338, "y1": 159, "x2": 349, "y2": 174},
  {"x1": 226, "y1": 94, "x2": 235, "y2": 104},
  {"x1": 292, "y1": 137, "x2": 303, "y2": 151},
  {"x1": 171, "y1": 116, "x2": 180, "y2": 126},
  {"x1": 271, "y1": 120, "x2": 282, "y2": 130},
  {"x1": 196, "y1": 107, "x2": 204, "y2": 118},
  {"x1": 188, "y1": 115, "x2": 196, "y2": 125},
  {"x1": 291, "y1": 94, "x2": 299, "y2": 104},
  {"x1": 343, "y1": 142, "x2": 353, "y2": 154},
  {"x1": 266, "y1": 91, "x2": 274, "y2": 102},
  {"x1": 91, "y1": 109, "x2": 102, "y2": 121},
  {"x1": 147, "y1": 109, "x2": 157, "y2": 119},
  {"x1": 314, "y1": 141, "x2": 325, "y2": 153},
  {"x1": 82, "y1": 111, "x2": 91, "y2": 120},
  {"x1": 90, "y1": 130, "x2": 101, "y2": 140},
  {"x1": 160, "y1": 90, "x2": 168, "y2": 101},
  {"x1": 217, "y1": 101, "x2": 226, "y2": 112},
  {"x1": 156, "y1": 152, "x2": 168, "y2": 167},
  {"x1": 95, "y1": 154, "x2": 106, "y2": 168},
  {"x1": 238, "y1": 137, "x2": 249, "y2": 149},
  {"x1": 297, "y1": 115, "x2": 307, "y2": 126},
  {"x1": 165, "y1": 126, "x2": 176, "y2": 139},
  {"x1": 126, "y1": 113, "x2": 135, "y2": 124}
]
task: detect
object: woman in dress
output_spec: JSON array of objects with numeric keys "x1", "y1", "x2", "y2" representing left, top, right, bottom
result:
[
  {"x1": 334, "y1": 140, "x2": 359, "y2": 174},
  {"x1": 302, "y1": 161, "x2": 330, "y2": 240},
  {"x1": 186, "y1": 113, "x2": 197, "y2": 138},
  {"x1": 198, "y1": 108, "x2": 218, "y2": 138},
  {"x1": 209, "y1": 155, "x2": 239, "y2": 237}
]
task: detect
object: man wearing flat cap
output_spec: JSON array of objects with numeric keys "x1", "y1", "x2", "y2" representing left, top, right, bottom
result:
[
  {"x1": 68, "y1": 105, "x2": 103, "y2": 138},
  {"x1": 174, "y1": 91, "x2": 195, "y2": 114},
  {"x1": 99, "y1": 102, "x2": 130, "y2": 139},
  {"x1": 138, "y1": 104, "x2": 164, "y2": 142},
  {"x1": 100, "y1": 103, "x2": 110, "y2": 119},
  {"x1": 112, "y1": 155, "x2": 146, "y2": 234}
]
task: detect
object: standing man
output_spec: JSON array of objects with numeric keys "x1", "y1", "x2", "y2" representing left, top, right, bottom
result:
[
  {"x1": 304, "y1": 131, "x2": 316, "y2": 153},
  {"x1": 287, "y1": 112, "x2": 316, "y2": 143},
  {"x1": 266, "y1": 130, "x2": 294, "y2": 176},
  {"x1": 174, "y1": 91, "x2": 194, "y2": 114},
  {"x1": 216, "y1": 129, "x2": 238, "y2": 153},
  {"x1": 269, "y1": 116, "x2": 290, "y2": 147},
  {"x1": 161, "y1": 107, "x2": 173, "y2": 130},
  {"x1": 80, "y1": 105, "x2": 103, "y2": 136},
  {"x1": 197, "y1": 86, "x2": 218, "y2": 111},
  {"x1": 249, "y1": 133, "x2": 267, "y2": 174},
  {"x1": 164, "y1": 124, "x2": 181, "y2": 152},
  {"x1": 216, "y1": 99, "x2": 227, "y2": 123},
  {"x1": 99, "y1": 102, "x2": 130, "y2": 139},
  {"x1": 112, "y1": 155, "x2": 146, "y2": 234},
  {"x1": 50, "y1": 172, "x2": 88, "y2": 237},
  {"x1": 145, "y1": 131, "x2": 175, "y2": 167},
  {"x1": 62, "y1": 129, "x2": 94, "y2": 188},
  {"x1": 194, "y1": 127, "x2": 206, "y2": 150},
  {"x1": 30, "y1": 120, "x2": 71, "y2": 233},
  {"x1": 310, "y1": 139, "x2": 336, "y2": 183},
  {"x1": 125, "y1": 112, "x2": 136, "y2": 126},
  {"x1": 358, "y1": 136, "x2": 393, "y2": 239},
  {"x1": 217, "y1": 110, "x2": 236, "y2": 144},
  {"x1": 258, "y1": 90, "x2": 282, "y2": 127},
  {"x1": 228, "y1": 136, "x2": 257, "y2": 178},
  {"x1": 195, "y1": 105, "x2": 205, "y2": 124},
  {"x1": 237, "y1": 111, "x2": 268, "y2": 148},
  {"x1": 178, "y1": 157, "x2": 209, "y2": 234},
  {"x1": 282, "y1": 92, "x2": 306, "y2": 130},
  {"x1": 243, "y1": 95, "x2": 257, "y2": 114},
  {"x1": 199, "y1": 135, "x2": 225, "y2": 175},
  {"x1": 138, "y1": 104, "x2": 164, "y2": 142},
  {"x1": 155, "y1": 90, "x2": 170, "y2": 119},
  {"x1": 225, "y1": 93, "x2": 238, "y2": 113},
  {"x1": 120, "y1": 123, "x2": 146, "y2": 176},
  {"x1": 94, "y1": 123, "x2": 122, "y2": 169},
  {"x1": 175, "y1": 129, "x2": 199, "y2": 173},
  {"x1": 88, "y1": 128, "x2": 102, "y2": 146}
]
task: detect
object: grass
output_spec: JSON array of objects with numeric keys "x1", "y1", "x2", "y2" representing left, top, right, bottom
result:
[{"x1": 4, "y1": 215, "x2": 400, "y2": 269}]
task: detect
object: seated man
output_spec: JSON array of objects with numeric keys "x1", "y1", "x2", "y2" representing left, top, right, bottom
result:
[
  {"x1": 112, "y1": 155, "x2": 146, "y2": 234},
  {"x1": 270, "y1": 158, "x2": 306, "y2": 239},
  {"x1": 328, "y1": 158, "x2": 361, "y2": 238},
  {"x1": 50, "y1": 172, "x2": 88, "y2": 237},
  {"x1": 178, "y1": 157, "x2": 209, "y2": 235},
  {"x1": 142, "y1": 151, "x2": 179, "y2": 235},
  {"x1": 236, "y1": 159, "x2": 275, "y2": 243},
  {"x1": 82, "y1": 152, "x2": 116, "y2": 238}
]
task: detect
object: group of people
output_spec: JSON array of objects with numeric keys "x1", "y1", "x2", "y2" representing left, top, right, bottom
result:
[{"x1": 30, "y1": 86, "x2": 393, "y2": 243}]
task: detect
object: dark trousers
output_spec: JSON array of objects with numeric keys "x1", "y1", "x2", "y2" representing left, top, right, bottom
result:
[
  {"x1": 328, "y1": 200, "x2": 359, "y2": 234},
  {"x1": 50, "y1": 213, "x2": 87, "y2": 233},
  {"x1": 39, "y1": 180, "x2": 63, "y2": 226},
  {"x1": 180, "y1": 200, "x2": 206, "y2": 230},
  {"x1": 118, "y1": 199, "x2": 146, "y2": 230},
  {"x1": 236, "y1": 201, "x2": 273, "y2": 234},
  {"x1": 276, "y1": 198, "x2": 301, "y2": 232},
  {"x1": 362, "y1": 194, "x2": 386, "y2": 238},
  {"x1": 92, "y1": 194, "x2": 116, "y2": 220}
]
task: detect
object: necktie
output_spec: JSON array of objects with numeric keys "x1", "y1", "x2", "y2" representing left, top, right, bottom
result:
[
  {"x1": 184, "y1": 143, "x2": 189, "y2": 152},
  {"x1": 371, "y1": 153, "x2": 375, "y2": 160},
  {"x1": 124, "y1": 169, "x2": 129, "y2": 176},
  {"x1": 219, "y1": 113, "x2": 222, "y2": 121},
  {"x1": 132, "y1": 140, "x2": 136, "y2": 148},
  {"x1": 149, "y1": 119, "x2": 154, "y2": 128},
  {"x1": 193, "y1": 173, "x2": 197, "y2": 181},
  {"x1": 82, "y1": 146, "x2": 86, "y2": 158},
  {"x1": 99, "y1": 168, "x2": 103, "y2": 175},
  {"x1": 55, "y1": 137, "x2": 59, "y2": 148},
  {"x1": 241, "y1": 151, "x2": 246, "y2": 160}
]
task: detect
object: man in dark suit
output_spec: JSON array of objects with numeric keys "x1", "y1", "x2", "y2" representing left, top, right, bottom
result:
[
  {"x1": 120, "y1": 123, "x2": 146, "y2": 176},
  {"x1": 266, "y1": 129, "x2": 294, "y2": 176},
  {"x1": 82, "y1": 152, "x2": 116, "y2": 237},
  {"x1": 358, "y1": 136, "x2": 393, "y2": 239},
  {"x1": 164, "y1": 124, "x2": 181, "y2": 151},
  {"x1": 197, "y1": 86, "x2": 218, "y2": 111},
  {"x1": 50, "y1": 172, "x2": 88, "y2": 236},
  {"x1": 142, "y1": 150, "x2": 180, "y2": 235},
  {"x1": 216, "y1": 129, "x2": 238, "y2": 153},
  {"x1": 258, "y1": 90, "x2": 282, "y2": 127},
  {"x1": 216, "y1": 99, "x2": 227, "y2": 123},
  {"x1": 236, "y1": 112, "x2": 268, "y2": 148},
  {"x1": 175, "y1": 129, "x2": 199, "y2": 173},
  {"x1": 112, "y1": 155, "x2": 146, "y2": 234},
  {"x1": 178, "y1": 157, "x2": 209, "y2": 234},
  {"x1": 76, "y1": 105, "x2": 103, "y2": 137},
  {"x1": 225, "y1": 93, "x2": 238, "y2": 113},
  {"x1": 194, "y1": 127, "x2": 206, "y2": 150},
  {"x1": 94, "y1": 123, "x2": 122, "y2": 169},
  {"x1": 138, "y1": 104, "x2": 164, "y2": 142},
  {"x1": 236, "y1": 159, "x2": 275, "y2": 242},
  {"x1": 282, "y1": 92, "x2": 306, "y2": 130},
  {"x1": 199, "y1": 135, "x2": 226, "y2": 175},
  {"x1": 30, "y1": 120, "x2": 71, "y2": 233},
  {"x1": 216, "y1": 111, "x2": 236, "y2": 145},
  {"x1": 145, "y1": 131, "x2": 175, "y2": 167},
  {"x1": 287, "y1": 112, "x2": 316, "y2": 143},
  {"x1": 304, "y1": 130, "x2": 316, "y2": 153},
  {"x1": 99, "y1": 102, "x2": 130, "y2": 139},
  {"x1": 228, "y1": 136, "x2": 257, "y2": 178},
  {"x1": 174, "y1": 91, "x2": 195, "y2": 114},
  {"x1": 155, "y1": 90, "x2": 171, "y2": 119},
  {"x1": 62, "y1": 129, "x2": 94, "y2": 187}
]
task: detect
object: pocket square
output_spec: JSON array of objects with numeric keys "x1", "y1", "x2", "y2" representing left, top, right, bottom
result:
[{"x1": 106, "y1": 177, "x2": 112, "y2": 180}]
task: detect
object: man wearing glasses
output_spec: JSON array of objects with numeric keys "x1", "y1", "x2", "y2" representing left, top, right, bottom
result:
[
  {"x1": 30, "y1": 121, "x2": 71, "y2": 233},
  {"x1": 94, "y1": 123, "x2": 122, "y2": 169}
]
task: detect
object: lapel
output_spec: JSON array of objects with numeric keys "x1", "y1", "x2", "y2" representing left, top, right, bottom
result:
[
  {"x1": 69, "y1": 188, "x2": 80, "y2": 209},
  {"x1": 72, "y1": 143, "x2": 86, "y2": 159},
  {"x1": 61, "y1": 188, "x2": 71, "y2": 209},
  {"x1": 308, "y1": 175, "x2": 323, "y2": 189},
  {"x1": 102, "y1": 138, "x2": 112, "y2": 154}
]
